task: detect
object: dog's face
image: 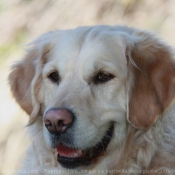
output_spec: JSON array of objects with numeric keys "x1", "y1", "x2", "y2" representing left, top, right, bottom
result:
[
  {"x1": 42, "y1": 27, "x2": 127, "y2": 168},
  {"x1": 9, "y1": 25, "x2": 175, "y2": 170}
]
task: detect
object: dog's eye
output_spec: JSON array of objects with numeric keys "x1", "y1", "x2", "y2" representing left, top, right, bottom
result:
[
  {"x1": 48, "y1": 71, "x2": 59, "y2": 83},
  {"x1": 94, "y1": 72, "x2": 114, "y2": 84}
]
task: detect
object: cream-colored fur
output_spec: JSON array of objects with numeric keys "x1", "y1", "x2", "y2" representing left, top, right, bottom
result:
[{"x1": 9, "y1": 25, "x2": 175, "y2": 175}]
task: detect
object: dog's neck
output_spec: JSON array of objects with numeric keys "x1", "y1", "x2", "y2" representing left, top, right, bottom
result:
[{"x1": 113, "y1": 101, "x2": 175, "y2": 174}]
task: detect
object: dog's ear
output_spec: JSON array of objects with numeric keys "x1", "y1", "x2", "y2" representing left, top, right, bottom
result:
[
  {"x1": 9, "y1": 32, "x2": 56, "y2": 125},
  {"x1": 126, "y1": 32, "x2": 175, "y2": 130}
]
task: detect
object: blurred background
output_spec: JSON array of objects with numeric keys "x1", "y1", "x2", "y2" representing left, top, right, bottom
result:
[{"x1": 0, "y1": 0, "x2": 175, "y2": 174}]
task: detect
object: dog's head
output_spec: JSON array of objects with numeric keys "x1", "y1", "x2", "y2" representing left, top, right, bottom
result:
[{"x1": 9, "y1": 26, "x2": 175, "y2": 169}]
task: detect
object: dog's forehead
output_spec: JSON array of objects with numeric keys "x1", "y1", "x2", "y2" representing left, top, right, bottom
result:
[{"x1": 49, "y1": 27, "x2": 127, "y2": 77}]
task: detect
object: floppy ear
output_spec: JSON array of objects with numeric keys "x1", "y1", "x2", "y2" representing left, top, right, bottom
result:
[
  {"x1": 9, "y1": 32, "x2": 56, "y2": 125},
  {"x1": 126, "y1": 32, "x2": 175, "y2": 130}
]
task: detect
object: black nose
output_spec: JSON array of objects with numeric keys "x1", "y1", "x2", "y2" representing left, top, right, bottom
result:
[{"x1": 44, "y1": 108, "x2": 74, "y2": 134}]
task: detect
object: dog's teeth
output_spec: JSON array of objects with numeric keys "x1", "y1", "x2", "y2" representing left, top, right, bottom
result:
[
  {"x1": 67, "y1": 150, "x2": 83, "y2": 158},
  {"x1": 73, "y1": 153, "x2": 78, "y2": 157},
  {"x1": 68, "y1": 153, "x2": 78, "y2": 158}
]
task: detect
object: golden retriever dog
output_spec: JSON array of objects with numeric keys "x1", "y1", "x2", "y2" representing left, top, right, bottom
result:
[{"x1": 9, "y1": 25, "x2": 175, "y2": 175}]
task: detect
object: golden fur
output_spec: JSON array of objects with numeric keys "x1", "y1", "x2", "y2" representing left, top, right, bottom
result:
[{"x1": 9, "y1": 25, "x2": 175, "y2": 175}]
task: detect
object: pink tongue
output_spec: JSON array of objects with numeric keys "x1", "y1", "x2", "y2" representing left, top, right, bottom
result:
[{"x1": 57, "y1": 144, "x2": 78, "y2": 156}]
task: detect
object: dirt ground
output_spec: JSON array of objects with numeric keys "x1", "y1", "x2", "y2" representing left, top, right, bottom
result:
[{"x1": 0, "y1": 0, "x2": 175, "y2": 174}]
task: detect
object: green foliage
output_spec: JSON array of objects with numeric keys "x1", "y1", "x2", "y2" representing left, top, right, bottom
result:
[{"x1": 0, "y1": 28, "x2": 27, "y2": 64}]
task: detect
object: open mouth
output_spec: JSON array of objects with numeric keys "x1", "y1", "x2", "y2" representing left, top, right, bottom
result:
[{"x1": 57, "y1": 123, "x2": 114, "y2": 169}]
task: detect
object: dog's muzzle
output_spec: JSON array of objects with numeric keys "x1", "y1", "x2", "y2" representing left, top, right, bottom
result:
[
  {"x1": 44, "y1": 108, "x2": 114, "y2": 169},
  {"x1": 57, "y1": 123, "x2": 114, "y2": 169}
]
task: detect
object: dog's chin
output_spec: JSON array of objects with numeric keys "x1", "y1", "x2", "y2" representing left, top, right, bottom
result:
[{"x1": 56, "y1": 123, "x2": 114, "y2": 169}]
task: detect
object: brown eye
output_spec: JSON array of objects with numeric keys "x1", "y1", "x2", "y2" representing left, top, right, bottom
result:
[
  {"x1": 94, "y1": 71, "x2": 114, "y2": 84},
  {"x1": 48, "y1": 71, "x2": 59, "y2": 83}
]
